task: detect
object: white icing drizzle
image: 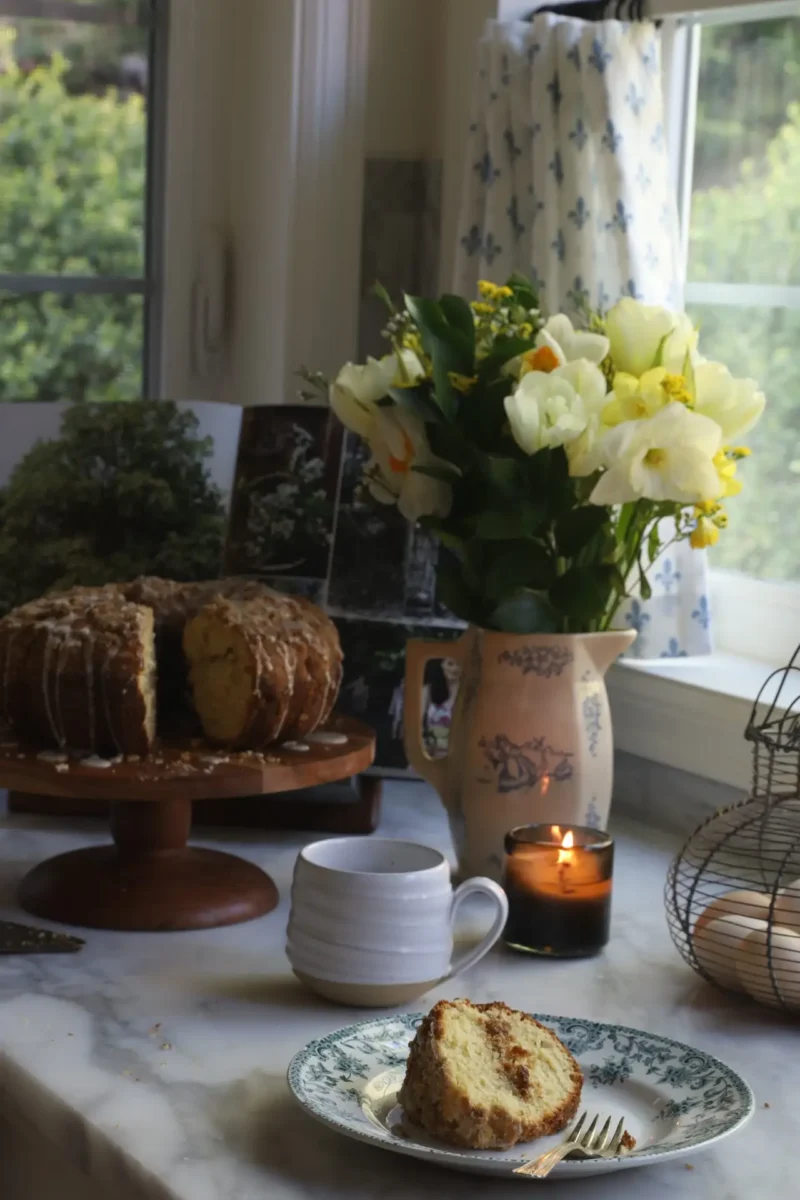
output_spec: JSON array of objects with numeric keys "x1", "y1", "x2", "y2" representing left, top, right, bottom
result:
[
  {"x1": 41, "y1": 628, "x2": 63, "y2": 747},
  {"x1": 53, "y1": 634, "x2": 68, "y2": 748},
  {"x1": 100, "y1": 644, "x2": 122, "y2": 754},
  {"x1": 37, "y1": 750, "x2": 68, "y2": 764},
  {"x1": 79, "y1": 754, "x2": 112, "y2": 769},
  {"x1": 305, "y1": 731, "x2": 347, "y2": 746},
  {"x1": 281, "y1": 740, "x2": 310, "y2": 753}
]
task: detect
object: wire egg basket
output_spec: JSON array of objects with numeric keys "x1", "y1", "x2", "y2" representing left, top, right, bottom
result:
[{"x1": 665, "y1": 649, "x2": 800, "y2": 1012}]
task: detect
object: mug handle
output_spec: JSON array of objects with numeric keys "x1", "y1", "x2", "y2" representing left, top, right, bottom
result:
[
  {"x1": 444, "y1": 877, "x2": 509, "y2": 981},
  {"x1": 403, "y1": 632, "x2": 468, "y2": 797}
]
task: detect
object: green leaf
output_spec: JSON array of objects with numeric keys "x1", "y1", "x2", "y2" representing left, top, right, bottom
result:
[
  {"x1": 404, "y1": 294, "x2": 474, "y2": 421},
  {"x1": 436, "y1": 563, "x2": 484, "y2": 624},
  {"x1": 489, "y1": 589, "x2": 560, "y2": 634},
  {"x1": 475, "y1": 505, "x2": 544, "y2": 540},
  {"x1": 480, "y1": 455, "x2": 527, "y2": 496},
  {"x1": 639, "y1": 563, "x2": 653, "y2": 601},
  {"x1": 387, "y1": 385, "x2": 442, "y2": 423},
  {"x1": 549, "y1": 565, "x2": 618, "y2": 624},
  {"x1": 554, "y1": 506, "x2": 611, "y2": 559},
  {"x1": 476, "y1": 335, "x2": 535, "y2": 379},
  {"x1": 484, "y1": 540, "x2": 556, "y2": 601},
  {"x1": 440, "y1": 293, "x2": 476, "y2": 360},
  {"x1": 647, "y1": 521, "x2": 662, "y2": 565},
  {"x1": 427, "y1": 422, "x2": 477, "y2": 471},
  {"x1": 506, "y1": 271, "x2": 539, "y2": 311},
  {"x1": 371, "y1": 281, "x2": 395, "y2": 312}
]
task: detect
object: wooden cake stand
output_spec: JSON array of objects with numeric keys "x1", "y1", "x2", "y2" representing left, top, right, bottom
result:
[{"x1": 0, "y1": 716, "x2": 375, "y2": 933}]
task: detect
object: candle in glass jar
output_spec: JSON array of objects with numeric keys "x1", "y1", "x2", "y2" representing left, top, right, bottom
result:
[{"x1": 502, "y1": 823, "x2": 613, "y2": 957}]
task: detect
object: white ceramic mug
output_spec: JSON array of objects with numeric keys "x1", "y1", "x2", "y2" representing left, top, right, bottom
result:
[{"x1": 286, "y1": 837, "x2": 509, "y2": 1007}]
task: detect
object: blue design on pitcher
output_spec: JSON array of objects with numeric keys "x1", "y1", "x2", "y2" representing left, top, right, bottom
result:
[
  {"x1": 479, "y1": 734, "x2": 574, "y2": 793},
  {"x1": 498, "y1": 645, "x2": 572, "y2": 677},
  {"x1": 583, "y1": 693, "x2": 602, "y2": 758}
]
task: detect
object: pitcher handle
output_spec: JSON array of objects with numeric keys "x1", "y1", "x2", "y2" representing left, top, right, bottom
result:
[
  {"x1": 403, "y1": 634, "x2": 468, "y2": 798},
  {"x1": 445, "y1": 876, "x2": 509, "y2": 980}
]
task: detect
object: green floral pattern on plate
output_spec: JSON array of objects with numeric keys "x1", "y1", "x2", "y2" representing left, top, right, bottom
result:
[{"x1": 287, "y1": 1012, "x2": 754, "y2": 1177}]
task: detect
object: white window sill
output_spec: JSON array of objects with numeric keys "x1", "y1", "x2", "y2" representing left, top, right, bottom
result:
[{"x1": 607, "y1": 652, "x2": 788, "y2": 791}]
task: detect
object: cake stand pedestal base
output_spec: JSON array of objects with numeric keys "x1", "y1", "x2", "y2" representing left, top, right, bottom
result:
[{"x1": 18, "y1": 797, "x2": 278, "y2": 932}]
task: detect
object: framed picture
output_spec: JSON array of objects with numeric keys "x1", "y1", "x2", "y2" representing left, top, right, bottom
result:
[
  {"x1": 225, "y1": 405, "x2": 342, "y2": 586},
  {"x1": 0, "y1": 399, "x2": 241, "y2": 617}
]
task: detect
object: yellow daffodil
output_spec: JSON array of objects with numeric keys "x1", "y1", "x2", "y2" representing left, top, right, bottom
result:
[
  {"x1": 477, "y1": 281, "x2": 513, "y2": 301},
  {"x1": 714, "y1": 449, "x2": 744, "y2": 497},
  {"x1": 690, "y1": 516, "x2": 720, "y2": 550},
  {"x1": 448, "y1": 372, "x2": 478, "y2": 394},
  {"x1": 603, "y1": 368, "x2": 693, "y2": 426}
]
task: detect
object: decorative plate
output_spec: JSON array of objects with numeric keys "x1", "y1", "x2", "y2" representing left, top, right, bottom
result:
[{"x1": 287, "y1": 1012, "x2": 754, "y2": 1179}]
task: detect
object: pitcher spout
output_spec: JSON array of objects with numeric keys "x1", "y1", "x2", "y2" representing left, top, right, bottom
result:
[{"x1": 582, "y1": 630, "x2": 636, "y2": 675}]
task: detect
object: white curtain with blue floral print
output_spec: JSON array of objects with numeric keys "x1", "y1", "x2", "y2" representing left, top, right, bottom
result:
[{"x1": 454, "y1": 12, "x2": 711, "y2": 659}]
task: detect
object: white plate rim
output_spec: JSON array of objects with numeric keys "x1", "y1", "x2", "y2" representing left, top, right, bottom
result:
[{"x1": 287, "y1": 1011, "x2": 755, "y2": 1178}]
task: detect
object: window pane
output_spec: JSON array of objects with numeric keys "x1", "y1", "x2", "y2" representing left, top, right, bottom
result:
[
  {"x1": 0, "y1": 16, "x2": 147, "y2": 276},
  {"x1": 688, "y1": 302, "x2": 800, "y2": 582},
  {"x1": 687, "y1": 17, "x2": 800, "y2": 287},
  {"x1": 0, "y1": 291, "x2": 143, "y2": 401}
]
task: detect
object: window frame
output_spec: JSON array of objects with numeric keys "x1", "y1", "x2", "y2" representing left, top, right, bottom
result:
[
  {"x1": 0, "y1": 0, "x2": 169, "y2": 397},
  {"x1": 665, "y1": 0, "x2": 800, "y2": 666}
]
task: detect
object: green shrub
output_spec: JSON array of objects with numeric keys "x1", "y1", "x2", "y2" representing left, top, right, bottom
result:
[{"x1": 0, "y1": 401, "x2": 226, "y2": 614}]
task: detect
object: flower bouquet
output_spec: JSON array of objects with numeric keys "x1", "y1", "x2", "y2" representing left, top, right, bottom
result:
[{"x1": 306, "y1": 275, "x2": 765, "y2": 634}]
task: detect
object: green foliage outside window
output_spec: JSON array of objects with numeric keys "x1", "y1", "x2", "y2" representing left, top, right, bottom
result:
[{"x1": 0, "y1": 40, "x2": 145, "y2": 402}]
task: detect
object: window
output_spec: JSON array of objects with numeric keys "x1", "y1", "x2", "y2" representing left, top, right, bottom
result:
[
  {"x1": 676, "y1": 7, "x2": 800, "y2": 586},
  {"x1": 0, "y1": 0, "x2": 167, "y2": 401}
]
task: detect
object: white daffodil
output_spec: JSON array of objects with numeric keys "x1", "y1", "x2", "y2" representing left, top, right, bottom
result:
[
  {"x1": 536, "y1": 313, "x2": 610, "y2": 367},
  {"x1": 329, "y1": 350, "x2": 424, "y2": 437},
  {"x1": 693, "y1": 361, "x2": 766, "y2": 443},
  {"x1": 505, "y1": 359, "x2": 608, "y2": 456},
  {"x1": 365, "y1": 406, "x2": 453, "y2": 522},
  {"x1": 605, "y1": 298, "x2": 676, "y2": 379},
  {"x1": 590, "y1": 402, "x2": 723, "y2": 506}
]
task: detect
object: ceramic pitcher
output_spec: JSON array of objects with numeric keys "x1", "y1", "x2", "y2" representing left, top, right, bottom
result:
[{"x1": 404, "y1": 628, "x2": 635, "y2": 882}]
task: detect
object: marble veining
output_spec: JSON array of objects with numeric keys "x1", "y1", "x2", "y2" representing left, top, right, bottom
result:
[{"x1": 0, "y1": 783, "x2": 795, "y2": 1200}]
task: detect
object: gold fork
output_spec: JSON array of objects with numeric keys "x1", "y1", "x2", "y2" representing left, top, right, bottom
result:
[{"x1": 512, "y1": 1111, "x2": 631, "y2": 1179}]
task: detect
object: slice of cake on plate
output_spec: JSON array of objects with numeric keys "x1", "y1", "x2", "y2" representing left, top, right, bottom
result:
[{"x1": 399, "y1": 998, "x2": 582, "y2": 1150}]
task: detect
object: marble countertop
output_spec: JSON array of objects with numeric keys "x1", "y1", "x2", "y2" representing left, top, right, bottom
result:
[{"x1": 0, "y1": 783, "x2": 795, "y2": 1200}]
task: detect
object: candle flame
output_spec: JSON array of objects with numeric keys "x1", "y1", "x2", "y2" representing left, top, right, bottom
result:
[{"x1": 556, "y1": 829, "x2": 575, "y2": 865}]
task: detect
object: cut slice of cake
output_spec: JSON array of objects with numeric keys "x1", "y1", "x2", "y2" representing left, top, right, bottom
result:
[{"x1": 399, "y1": 999, "x2": 582, "y2": 1150}]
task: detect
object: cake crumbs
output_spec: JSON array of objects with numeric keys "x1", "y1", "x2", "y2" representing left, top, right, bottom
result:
[
  {"x1": 685, "y1": 1164, "x2": 694, "y2": 1171},
  {"x1": 55, "y1": 763, "x2": 70, "y2": 773},
  {"x1": 148, "y1": 1023, "x2": 161, "y2": 1034},
  {"x1": 160, "y1": 1042, "x2": 172, "y2": 1051},
  {"x1": 764, "y1": 1102, "x2": 771, "y2": 1109}
]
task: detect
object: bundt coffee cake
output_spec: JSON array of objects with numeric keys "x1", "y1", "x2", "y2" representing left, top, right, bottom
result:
[
  {"x1": 0, "y1": 578, "x2": 342, "y2": 757},
  {"x1": 399, "y1": 999, "x2": 582, "y2": 1150},
  {"x1": 0, "y1": 586, "x2": 156, "y2": 757}
]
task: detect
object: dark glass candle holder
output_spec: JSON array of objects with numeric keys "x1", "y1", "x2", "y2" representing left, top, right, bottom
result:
[{"x1": 503, "y1": 824, "x2": 614, "y2": 958}]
